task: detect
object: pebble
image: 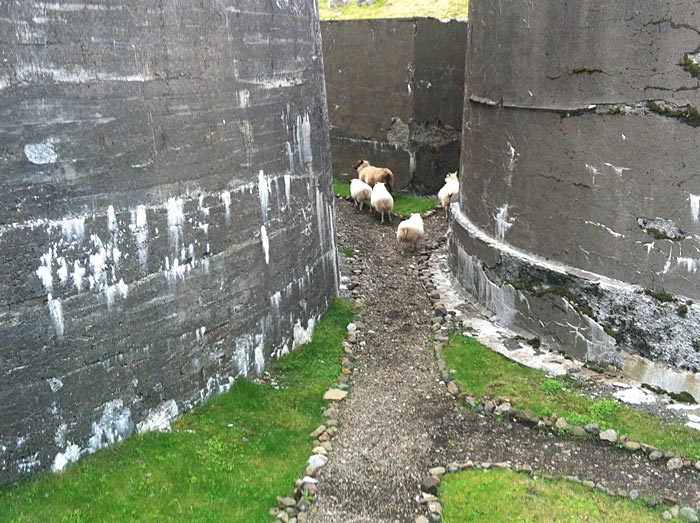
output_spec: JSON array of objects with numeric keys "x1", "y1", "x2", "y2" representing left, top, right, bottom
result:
[
  {"x1": 570, "y1": 426, "x2": 587, "y2": 437},
  {"x1": 447, "y1": 382, "x2": 459, "y2": 395},
  {"x1": 629, "y1": 490, "x2": 640, "y2": 500},
  {"x1": 416, "y1": 517, "x2": 429, "y2": 523},
  {"x1": 584, "y1": 423, "x2": 600, "y2": 434},
  {"x1": 624, "y1": 441, "x2": 641, "y2": 452},
  {"x1": 312, "y1": 446, "x2": 328, "y2": 455},
  {"x1": 649, "y1": 450, "x2": 664, "y2": 461},
  {"x1": 323, "y1": 389, "x2": 348, "y2": 401},
  {"x1": 309, "y1": 425, "x2": 326, "y2": 439},
  {"x1": 555, "y1": 417, "x2": 569, "y2": 431},
  {"x1": 421, "y1": 475, "x2": 440, "y2": 494},
  {"x1": 599, "y1": 429, "x2": 618, "y2": 443},
  {"x1": 667, "y1": 457, "x2": 684, "y2": 470},
  {"x1": 429, "y1": 466, "x2": 446, "y2": 477},
  {"x1": 428, "y1": 501, "x2": 442, "y2": 515}
]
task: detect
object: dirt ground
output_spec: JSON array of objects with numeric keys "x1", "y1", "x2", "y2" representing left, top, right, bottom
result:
[{"x1": 306, "y1": 198, "x2": 700, "y2": 523}]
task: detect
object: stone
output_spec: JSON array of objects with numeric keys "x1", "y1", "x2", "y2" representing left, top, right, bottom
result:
[
  {"x1": 321, "y1": 441, "x2": 333, "y2": 452},
  {"x1": 278, "y1": 496, "x2": 296, "y2": 508},
  {"x1": 309, "y1": 425, "x2": 326, "y2": 439},
  {"x1": 429, "y1": 466, "x2": 446, "y2": 476},
  {"x1": 667, "y1": 457, "x2": 684, "y2": 470},
  {"x1": 662, "y1": 511, "x2": 673, "y2": 520},
  {"x1": 420, "y1": 492, "x2": 438, "y2": 503},
  {"x1": 629, "y1": 490, "x2": 640, "y2": 500},
  {"x1": 421, "y1": 475, "x2": 440, "y2": 494},
  {"x1": 447, "y1": 382, "x2": 459, "y2": 395},
  {"x1": 323, "y1": 389, "x2": 348, "y2": 401},
  {"x1": 624, "y1": 441, "x2": 641, "y2": 452},
  {"x1": 695, "y1": 460, "x2": 700, "y2": 471},
  {"x1": 599, "y1": 429, "x2": 618, "y2": 443},
  {"x1": 416, "y1": 517, "x2": 430, "y2": 523},
  {"x1": 584, "y1": 423, "x2": 600, "y2": 434},
  {"x1": 494, "y1": 402, "x2": 512, "y2": 416},
  {"x1": 447, "y1": 462, "x2": 460, "y2": 473},
  {"x1": 570, "y1": 426, "x2": 587, "y2": 437},
  {"x1": 312, "y1": 446, "x2": 328, "y2": 455},
  {"x1": 277, "y1": 511, "x2": 289, "y2": 522},
  {"x1": 297, "y1": 513, "x2": 308, "y2": 523},
  {"x1": 583, "y1": 480, "x2": 595, "y2": 489},
  {"x1": 680, "y1": 507, "x2": 699, "y2": 522},
  {"x1": 428, "y1": 501, "x2": 443, "y2": 515},
  {"x1": 515, "y1": 463, "x2": 533, "y2": 474},
  {"x1": 554, "y1": 417, "x2": 569, "y2": 430},
  {"x1": 649, "y1": 450, "x2": 664, "y2": 461},
  {"x1": 269, "y1": 507, "x2": 281, "y2": 516}
]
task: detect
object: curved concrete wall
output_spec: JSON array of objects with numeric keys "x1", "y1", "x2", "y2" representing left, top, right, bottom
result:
[
  {"x1": 0, "y1": 0, "x2": 337, "y2": 484},
  {"x1": 451, "y1": 1, "x2": 700, "y2": 390}
]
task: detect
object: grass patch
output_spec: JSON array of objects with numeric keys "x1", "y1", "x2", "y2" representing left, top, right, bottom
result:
[
  {"x1": 0, "y1": 300, "x2": 354, "y2": 523},
  {"x1": 338, "y1": 244, "x2": 354, "y2": 257},
  {"x1": 643, "y1": 288, "x2": 676, "y2": 303},
  {"x1": 319, "y1": 0, "x2": 469, "y2": 21},
  {"x1": 332, "y1": 180, "x2": 436, "y2": 216},
  {"x1": 443, "y1": 334, "x2": 700, "y2": 458},
  {"x1": 332, "y1": 180, "x2": 351, "y2": 198},
  {"x1": 440, "y1": 468, "x2": 664, "y2": 523}
]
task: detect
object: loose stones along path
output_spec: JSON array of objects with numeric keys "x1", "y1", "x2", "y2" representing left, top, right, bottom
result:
[{"x1": 306, "y1": 198, "x2": 700, "y2": 522}]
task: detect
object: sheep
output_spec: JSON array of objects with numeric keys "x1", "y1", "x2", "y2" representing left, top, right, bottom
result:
[
  {"x1": 438, "y1": 171, "x2": 459, "y2": 218},
  {"x1": 370, "y1": 182, "x2": 394, "y2": 224},
  {"x1": 354, "y1": 160, "x2": 394, "y2": 192},
  {"x1": 350, "y1": 178, "x2": 372, "y2": 211},
  {"x1": 396, "y1": 213, "x2": 424, "y2": 253}
]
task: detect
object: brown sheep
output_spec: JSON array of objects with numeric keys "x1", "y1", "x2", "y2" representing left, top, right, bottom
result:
[{"x1": 354, "y1": 160, "x2": 394, "y2": 192}]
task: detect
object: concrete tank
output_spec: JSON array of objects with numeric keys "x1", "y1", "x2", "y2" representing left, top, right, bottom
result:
[
  {"x1": 450, "y1": 1, "x2": 700, "y2": 397},
  {"x1": 0, "y1": 0, "x2": 337, "y2": 484}
]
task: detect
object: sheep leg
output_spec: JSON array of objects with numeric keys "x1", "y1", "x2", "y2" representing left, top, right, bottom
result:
[{"x1": 380, "y1": 212, "x2": 385, "y2": 224}]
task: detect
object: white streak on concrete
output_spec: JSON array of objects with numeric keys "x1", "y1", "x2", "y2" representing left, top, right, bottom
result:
[
  {"x1": 47, "y1": 377, "x2": 63, "y2": 393},
  {"x1": 72, "y1": 260, "x2": 85, "y2": 291},
  {"x1": 87, "y1": 400, "x2": 133, "y2": 452},
  {"x1": 678, "y1": 257, "x2": 699, "y2": 273},
  {"x1": 690, "y1": 194, "x2": 700, "y2": 223},
  {"x1": 24, "y1": 140, "x2": 57, "y2": 164},
  {"x1": 36, "y1": 250, "x2": 54, "y2": 292},
  {"x1": 506, "y1": 142, "x2": 519, "y2": 172},
  {"x1": 258, "y1": 170, "x2": 270, "y2": 222},
  {"x1": 495, "y1": 204, "x2": 514, "y2": 241},
  {"x1": 584, "y1": 221, "x2": 625, "y2": 238},
  {"x1": 237, "y1": 89, "x2": 250, "y2": 108},
  {"x1": 47, "y1": 294, "x2": 64, "y2": 337},
  {"x1": 220, "y1": 191, "x2": 232, "y2": 223},
  {"x1": 603, "y1": 162, "x2": 631, "y2": 176},
  {"x1": 129, "y1": 206, "x2": 149, "y2": 270},
  {"x1": 52, "y1": 443, "x2": 80, "y2": 472},
  {"x1": 261, "y1": 225, "x2": 270, "y2": 264},
  {"x1": 56, "y1": 257, "x2": 68, "y2": 284},
  {"x1": 60, "y1": 217, "x2": 85, "y2": 243},
  {"x1": 166, "y1": 197, "x2": 184, "y2": 247},
  {"x1": 107, "y1": 205, "x2": 118, "y2": 235},
  {"x1": 136, "y1": 400, "x2": 179, "y2": 434}
]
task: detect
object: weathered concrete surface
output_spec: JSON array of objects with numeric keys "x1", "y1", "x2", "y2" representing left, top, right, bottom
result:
[
  {"x1": 450, "y1": 1, "x2": 700, "y2": 386},
  {"x1": 321, "y1": 18, "x2": 466, "y2": 193},
  {"x1": 0, "y1": 0, "x2": 337, "y2": 485}
]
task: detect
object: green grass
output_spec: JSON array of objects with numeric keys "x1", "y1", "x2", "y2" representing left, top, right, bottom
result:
[
  {"x1": 333, "y1": 180, "x2": 437, "y2": 216},
  {"x1": 443, "y1": 334, "x2": 700, "y2": 458},
  {"x1": 0, "y1": 300, "x2": 355, "y2": 523},
  {"x1": 319, "y1": 0, "x2": 469, "y2": 21},
  {"x1": 440, "y1": 468, "x2": 664, "y2": 523}
]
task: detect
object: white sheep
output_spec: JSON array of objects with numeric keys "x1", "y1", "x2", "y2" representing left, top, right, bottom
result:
[
  {"x1": 370, "y1": 182, "x2": 394, "y2": 224},
  {"x1": 438, "y1": 171, "x2": 459, "y2": 218},
  {"x1": 396, "y1": 213, "x2": 424, "y2": 253},
  {"x1": 350, "y1": 178, "x2": 372, "y2": 211}
]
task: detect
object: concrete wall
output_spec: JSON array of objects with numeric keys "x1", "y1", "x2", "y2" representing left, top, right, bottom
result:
[
  {"x1": 450, "y1": 0, "x2": 700, "y2": 394},
  {"x1": 321, "y1": 18, "x2": 466, "y2": 193},
  {"x1": 0, "y1": 0, "x2": 337, "y2": 484}
]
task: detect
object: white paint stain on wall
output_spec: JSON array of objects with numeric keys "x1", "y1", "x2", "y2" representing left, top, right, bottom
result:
[
  {"x1": 237, "y1": 89, "x2": 250, "y2": 108},
  {"x1": 294, "y1": 113, "x2": 313, "y2": 169},
  {"x1": 495, "y1": 204, "x2": 514, "y2": 241},
  {"x1": 260, "y1": 225, "x2": 270, "y2": 264},
  {"x1": 52, "y1": 443, "x2": 80, "y2": 472},
  {"x1": 603, "y1": 162, "x2": 631, "y2": 176},
  {"x1": 584, "y1": 221, "x2": 625, "y2": 239},
  {"x1": 690, "y1": 194, "x2": 700, "y2": 223},
  {"x1": 258, "y1": 170, "x2": 270, "y2": 222},
  {"x1": 506, "y1": 142, "x2": 519, "y2": 172},
  {"x1": 220, "y1": 191, "x2": 232, "y2": 223},
  {"x1": 136, "y1": 400, "x2": 179, "y2": 434},
  {"x1": 24, "y1": 140, "x2": 57, "y2": 164},
  {"x1": 61, "y1": 217, "x2": 85, "y2": 243},
  {"x1": 678, "y1": 257, "x2": 699, "y2": 273},
  {"x1": 47, "y1": 294, "x2": 64, "y2": 337},
  {"x1": 87, "y1": 400, "x2": 134, "y2": 452},
  {"x1": 166, "y1": 197, "x2": 185, "y2": 247},
  {"x1": 129, "y1": 205, "x2": 149, "y2": 270}
]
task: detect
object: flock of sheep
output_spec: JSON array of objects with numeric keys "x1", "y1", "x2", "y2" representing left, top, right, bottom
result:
[{"x1": 349, "y1": 159, "x2": 460, "y2": 253}]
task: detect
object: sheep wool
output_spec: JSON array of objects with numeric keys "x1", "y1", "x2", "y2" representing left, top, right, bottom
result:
[
  {"x1": 438, "y1": 171, "x2": 459, "y2": 217},
  {"x1": 350, "y1": 178, "x2": 372, "y2": 211},
  {"x1": 354, "y1": 160, "x2": 394, "y2": 192},
  {"x1": 396, "y1": 213, "x2": 425, "y2": 252},
  {"x1": 370, "y1": 182, "x2": 394, "y2": 224}
]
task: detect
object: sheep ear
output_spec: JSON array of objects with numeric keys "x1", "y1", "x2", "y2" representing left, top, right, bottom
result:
[{"x1": 353, "y1": 160, "x2": 363, "y2": 169}]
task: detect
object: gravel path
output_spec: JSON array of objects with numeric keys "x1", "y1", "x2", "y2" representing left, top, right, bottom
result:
[{"x1": 305, "y1": 198, "x2": 700, "y2": 523}]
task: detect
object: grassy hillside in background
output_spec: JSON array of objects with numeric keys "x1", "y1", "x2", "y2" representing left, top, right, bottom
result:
[{"x1": 319, "y1": 0, "x2": 468, "y2": 21}]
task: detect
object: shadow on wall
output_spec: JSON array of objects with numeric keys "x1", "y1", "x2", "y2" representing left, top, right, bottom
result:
[{"x1": 321, "y1": 18, "x2": 467, "y2": 194}]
